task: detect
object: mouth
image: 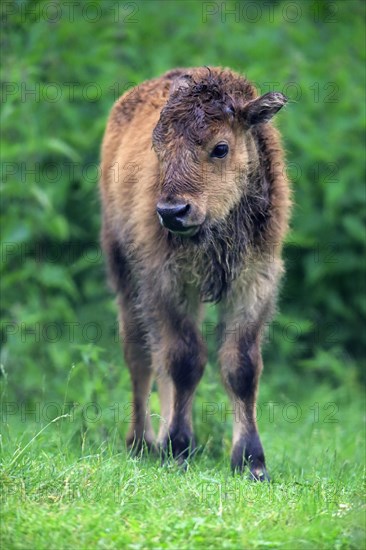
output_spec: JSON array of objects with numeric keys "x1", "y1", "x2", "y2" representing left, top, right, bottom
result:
[
  {"x1": 167, "y1": 226, "x2": 200, "y2": 237},
  {"x1": 157, "y1": 213, "x2": 201, "y2": 237}
]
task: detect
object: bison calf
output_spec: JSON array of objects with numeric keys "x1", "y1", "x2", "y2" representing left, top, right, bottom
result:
[{"x1": 100, "y1": 67, "x2": 291, "y2": 480}]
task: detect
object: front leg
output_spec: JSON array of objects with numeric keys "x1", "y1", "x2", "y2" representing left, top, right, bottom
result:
[
  {"x1": 155, "y1": 317, "x2": 207, "y2": 463},
  {"x1": 220, "y1": 324, "x2": 268, "y2": 480},
  {"x1": 219, "y1": 260, "x2": 283, "y2": 480}
]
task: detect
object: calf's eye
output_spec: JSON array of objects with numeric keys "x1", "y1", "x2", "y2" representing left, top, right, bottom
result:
[{"x1": 210, "y1": 142, "x2": 229, "y2": 159}]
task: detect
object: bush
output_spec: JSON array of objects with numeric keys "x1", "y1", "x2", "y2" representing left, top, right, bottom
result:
[{"x1": 1, "y1": 0, "x2": 365, "y2": 403}]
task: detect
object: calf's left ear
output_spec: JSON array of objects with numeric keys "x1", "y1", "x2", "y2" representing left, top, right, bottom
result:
[{"x1": 242, "y1": 92, "x2": 288, "y2": 126}]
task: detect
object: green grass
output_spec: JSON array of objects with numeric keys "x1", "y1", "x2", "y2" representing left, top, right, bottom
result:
[{"x1": 1, "y1": 373, "x2": 365, "y2": 549}]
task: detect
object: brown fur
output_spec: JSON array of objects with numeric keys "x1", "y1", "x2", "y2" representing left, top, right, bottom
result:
[{"x1": 100, "y1": 67, "x2": 291, "y2": 478}]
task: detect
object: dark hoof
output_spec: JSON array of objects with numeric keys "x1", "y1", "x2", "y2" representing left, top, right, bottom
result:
[
  {"x1": 248, "y1": 466, "x2": 270, "y2": 482},
  {"x1": 160, "y1": 428, "x2": 196, "y2": 464},
  {"x1": 231, "y1": 458, "x2": 269, "y2": 481},
  {"x1": 231, "y1": 432, "x2": 269, "y2": 481},
  {"x1": 231, "y1": 441, "x2": 269, "y2": 481}
]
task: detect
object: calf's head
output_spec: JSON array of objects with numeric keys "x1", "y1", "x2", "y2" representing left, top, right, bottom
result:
[{"x1": 152, "y1": 70, "x2": 287, "y2": 236}]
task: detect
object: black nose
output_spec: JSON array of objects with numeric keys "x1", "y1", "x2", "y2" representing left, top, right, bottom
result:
[{"x1": 156, "y1": 201, "x2": 190, "y2": 231}]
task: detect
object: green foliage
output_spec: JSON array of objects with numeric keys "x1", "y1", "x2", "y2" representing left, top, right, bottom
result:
[{"x1": 1, "y1": 1, "x2": 365, "y2": 398}]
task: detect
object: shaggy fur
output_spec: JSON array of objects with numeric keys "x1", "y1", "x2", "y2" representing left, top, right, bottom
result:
[{"x1": 100, "y1": 67, "x2": 291, "y2": 479}]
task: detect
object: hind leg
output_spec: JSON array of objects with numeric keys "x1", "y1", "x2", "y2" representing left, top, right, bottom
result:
[
  {"x1": 119, "y1": 301, "x2": 155, "y2": 451},
  {"x1": 103, "y1": 236, "x2": 155, "y2": 450}
]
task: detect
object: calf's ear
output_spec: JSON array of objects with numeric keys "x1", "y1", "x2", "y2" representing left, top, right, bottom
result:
[
  {"x1": 170, "y1": 75, "x2": 192, "y2": 96},
  {"x1": 242, "y1": 92, "x2": 288, "y2": 125}
]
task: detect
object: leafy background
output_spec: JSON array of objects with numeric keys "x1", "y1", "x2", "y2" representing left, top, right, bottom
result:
[{"x1": 1, "y1": 0, "x2": 365, "y2": 438}]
